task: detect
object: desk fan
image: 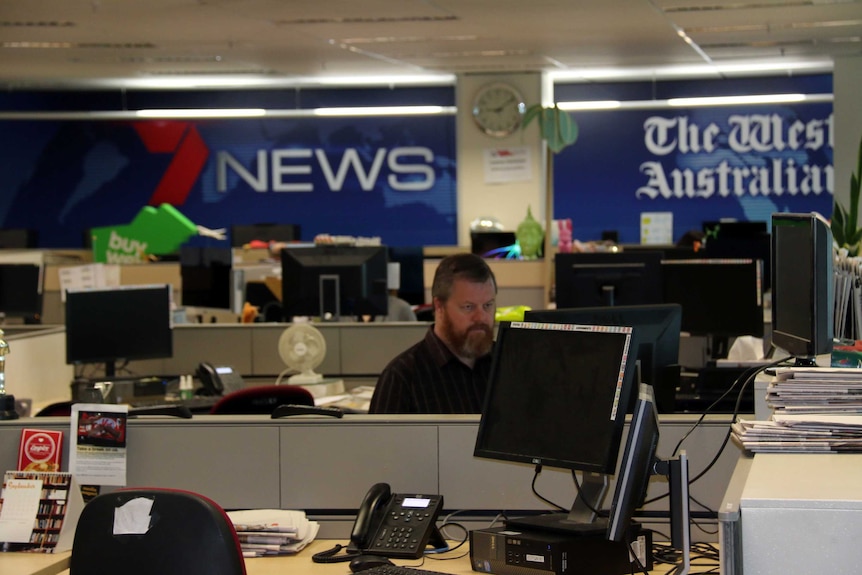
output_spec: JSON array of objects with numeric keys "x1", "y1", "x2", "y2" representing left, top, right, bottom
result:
[{"x1": 277, "y1": 323, "x2": 326, "y2": 385}]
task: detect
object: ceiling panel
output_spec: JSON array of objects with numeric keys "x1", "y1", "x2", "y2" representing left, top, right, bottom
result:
[{"x1": 0, "y1": 0, "x2": 855, "y2": 86}]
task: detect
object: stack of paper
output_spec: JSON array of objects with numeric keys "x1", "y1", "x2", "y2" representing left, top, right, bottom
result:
[
  {"x1": 732, "y1": 414, "x2": 862, "y2": 453},
  {"x1": 226, "y1": 509, "x2": 319, "y2": 557},
  {"x1": 765, "y1": 367, "x2": 862, "y2": 414}
]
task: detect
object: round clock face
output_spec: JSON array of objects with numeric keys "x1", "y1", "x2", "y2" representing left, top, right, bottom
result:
[{"x1": 472, "y1": 83, "x2": 525, "y2": 137}]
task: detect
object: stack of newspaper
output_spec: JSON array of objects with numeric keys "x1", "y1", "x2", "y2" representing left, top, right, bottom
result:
[
  {"x1": 766, "y1": 367, "x2": 862, "y2": 414},
  {"x1": 732, "y1": 414, "x2": 862, "y2": 453},
  {"x1": 226, "y1": 509, "x2": 320, "y2": 557},
  {"x1": 732, "y1": 367, "x2": 862, "y2": 452}
]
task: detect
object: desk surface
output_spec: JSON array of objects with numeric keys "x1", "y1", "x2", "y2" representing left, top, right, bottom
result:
[
  {"x1": 245, "y1": 541, "x2": 474, "y2": 575},
  {"x1": 2, "y1": 550, "x2": 70, "y2": 575},
  {"x1": 15, "y1": 540, "x2": 706, "y2": 575}
]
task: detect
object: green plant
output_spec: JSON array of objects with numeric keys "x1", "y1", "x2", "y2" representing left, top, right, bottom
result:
[
  {"x1": 832, "y1": 135, "x2": 862, "y2": 256},
  {"x1": 522, "y1": 104, "x2": 578, "y2": 153}
]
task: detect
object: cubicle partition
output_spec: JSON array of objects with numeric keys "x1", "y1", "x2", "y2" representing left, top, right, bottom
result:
[{"x1": 0, "y1": 413, "x2": 740, "y2": 542}]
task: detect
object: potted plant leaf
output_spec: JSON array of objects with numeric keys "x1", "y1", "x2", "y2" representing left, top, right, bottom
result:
[{"x1": 832, "y1": 134, "x2": 862, "y2": 256}]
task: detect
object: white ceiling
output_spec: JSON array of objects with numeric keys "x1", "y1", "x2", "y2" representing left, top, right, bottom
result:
[{"x1": 1, "y1": 0, "x2": 859, "y2": 88}]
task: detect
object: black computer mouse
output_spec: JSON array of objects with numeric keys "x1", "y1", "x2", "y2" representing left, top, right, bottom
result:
[{"x1": 349, "y1": 554, "x2": 395, "y2": 573}]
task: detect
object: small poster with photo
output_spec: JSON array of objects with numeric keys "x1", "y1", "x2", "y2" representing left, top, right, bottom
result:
[{"x1": 68, "y1": 404, "x2": 128, "y2": 486}]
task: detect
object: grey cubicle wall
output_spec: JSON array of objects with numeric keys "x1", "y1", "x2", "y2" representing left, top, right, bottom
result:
[
  {"x1": 115, "y1": 322, "x2": 430, "y2": 380},
  {"x1": 0, "y1": 413, "x2": 740, "y2": 541}
]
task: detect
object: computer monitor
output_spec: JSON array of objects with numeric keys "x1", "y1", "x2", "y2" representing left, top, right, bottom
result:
[
  {"x1": 0, "y1": 264, "x2": 44, "y2": 322},
  {"x1": 0, "y1": 228, "x2": 38, "y2": 249},
  {"x1": 470, "y1": 231, "x2": 517, "y2": 259},
  {"x1": 179, "y1": 246, "x2": 234, "y2": 311},
  {"x1": 230, "y1": 223, "x2": 301, "y2": 248},
  {"x1": 65, "y1": 284, "x2": 174, "y2": 377},
  {"x1": 703, "y1": 220, "x2": 771, "y2": 291},
  {"x1": 607, "y1": 384, "x2": 690, "y2": 563},
  {"x1": 473, "y1": 321, "x2": 638, "y2": 535},
  {"x1": 554, "y1": 252, "x2": 664, "y2": 308},
  {"x1": 525, "y1": 304, "x2": 682, "y2": 413},
  {"x1": 660, "y1": 259, "x2": 764, "y2": 357},
  {"x1": 770, "y1": 212, "x2": 834, "y2": 363},
  {"x1": 280, "y1": 245, "x2": 389, "y2": 320}
]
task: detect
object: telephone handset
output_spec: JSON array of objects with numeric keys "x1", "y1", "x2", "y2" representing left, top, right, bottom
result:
[
  {"x1": 312, "y1": 482, "x2": 446, "y2": 563},
  {"x1": 196, "y1": 362, "x2": 245, "y2": 396}
]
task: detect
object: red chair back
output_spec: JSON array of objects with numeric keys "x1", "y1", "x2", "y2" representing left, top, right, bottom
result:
[{"x1": 210, "y1": 384, "x2": 315, "y2": 415}]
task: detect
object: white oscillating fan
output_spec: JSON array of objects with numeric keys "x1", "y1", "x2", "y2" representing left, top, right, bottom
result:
[{"x1": 277, "y1": 323, "x2": 327, "y2": 385}]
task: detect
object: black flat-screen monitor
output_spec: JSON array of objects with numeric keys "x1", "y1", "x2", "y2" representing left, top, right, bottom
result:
[
  {"x1": 65, "y1": 284, "x2": 174, "y2": 377},
  {"x1": 525, "y1": 304, "x2": 682, "y2": 413},
  {"x1": 607, "y1": 384, "x2": 690, "y2": 561},
  {"x1": 703, "y1": 220, "x2": 771, "y2": 291},
  {"x1": 180, "y1": 246, "x2": 234, "y2": 310},
  {"x1": 231, "y1": 223, "x2": 301, "y2": 247},
  {"x1": 471, "y1": 231, "x2": 517, "y2": 259},
  {"x1": 555, "y1": 252, "x2": 664, "y2": 308},
  {"x1": 0, "y1": 228, "x2": 38, "y2": 249},
  {"x1": 661, "y1": 259, "x2": 764, "y2": 340},
  {"x1": 0, "y1": 264, "x2": 43, "y2": 321},
  {"x1": 771, "y1": 212, "x2": 833, "y2": 363},
  {"x1": 280, "y1": 245, "x2": 389, "y2": 320},
  {"x1": 607, "y1": 384, "x2": 660, "y2": 542},
  {"x1": 474, "y1": 321, "x2": 638, "y2": 535}
]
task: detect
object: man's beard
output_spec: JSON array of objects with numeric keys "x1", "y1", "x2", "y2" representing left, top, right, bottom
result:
[{"x1": 441, "y1": 314, "x2": 493, "y2": 359}]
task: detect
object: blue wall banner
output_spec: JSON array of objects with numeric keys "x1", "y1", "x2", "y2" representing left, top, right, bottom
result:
[
  {"x1": 553, "y1": 103, "x2": 834, "y2": 244},
  {"x1": 0, "y1": 116, "x2": 457, "y2": 249}
]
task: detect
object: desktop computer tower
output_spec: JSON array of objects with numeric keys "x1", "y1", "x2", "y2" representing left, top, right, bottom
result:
[{"x1": 470, "y1": 525, "x2": 651, "y2": 575}]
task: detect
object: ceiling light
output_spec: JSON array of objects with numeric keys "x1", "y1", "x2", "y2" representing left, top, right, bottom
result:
[
  {"x1": 668, "y1": 94, "x2": 808, "y2": 106},
  {"x1": 557, "y1": 101, "x2": 622, "y2": 110},
  {"x1": 135, "y1": 109, "x2": 266, "y2": 118},
  {"x1": 557, "y1": 93, "x2": 832, "y2": 111},
  {"x1": 312, "y1": 106, "x2": 455, "y2": 117}
]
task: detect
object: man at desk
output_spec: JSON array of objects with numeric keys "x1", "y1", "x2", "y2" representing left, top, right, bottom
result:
[{"x1": 369, "y1": 253, "x2": 497, "y2": 414}]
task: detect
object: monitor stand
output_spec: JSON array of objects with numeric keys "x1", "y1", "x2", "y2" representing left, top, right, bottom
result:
[{"x1": 505, "y1": 471, "x2": 608, "y2": 536}]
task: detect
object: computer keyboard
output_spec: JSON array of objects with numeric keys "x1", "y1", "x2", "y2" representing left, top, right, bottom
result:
[{"x1": 355, "y1": 565, "x2": 451, "y2": 575}]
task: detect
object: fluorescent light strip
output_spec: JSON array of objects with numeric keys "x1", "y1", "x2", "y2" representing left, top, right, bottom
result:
[
  {"x1": 557, "y1": 93, "x2": 832, "y2": 111},
  {"x1": 668, "y1": 93, "x2": 806, "y2": 106},
  {"x1": 312, "y1": 105, "x2": 454, "y2": 116},
  {"x1": 135, "y1": 108, "x2": 266, "y2": 118},
  {"x1": 549, "y1": 58, "x2": 833, "y2": 82},
  {"x1": 557, "y1": 100, "x2": 622, "y2": 110}
]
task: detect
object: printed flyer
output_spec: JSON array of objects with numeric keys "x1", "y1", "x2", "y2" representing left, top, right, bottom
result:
[{"x1": 68, "y1": 404, "x2": 128, "y2": 486}]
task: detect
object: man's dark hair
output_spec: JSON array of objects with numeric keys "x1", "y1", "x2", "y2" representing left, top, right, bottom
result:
[{"x1": 431, "y1": 253, "x2": 497, "y2": 302}]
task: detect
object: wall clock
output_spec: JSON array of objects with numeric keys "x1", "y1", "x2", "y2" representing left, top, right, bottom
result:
[{"x1": 471, "y1": 82, "x2": 525, "y2": 137}]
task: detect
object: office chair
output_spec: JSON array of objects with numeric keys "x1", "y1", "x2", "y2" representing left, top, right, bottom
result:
[
  {"x1": 35, "y1": 401, "x2": 74, "y2": 417},
  {"x1": 209, "y1": 384, "x2": 315, "y2": 415},
  {"x1": 70, "y1": 488, "x2": 246, "y2": 575}
]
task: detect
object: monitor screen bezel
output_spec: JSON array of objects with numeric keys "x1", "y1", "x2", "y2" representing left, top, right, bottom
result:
[
  {"x1": 280, "y1": 244, "x2": 389, "y2": 319},
  {"x1": 606, "y1": 383, "x2": 660, "y2": 542},
  {"x1": 525, "y1": 303, "x2": 682, "y2": 413},
  {"x1": 0, "y1": 263, "x2": 44, "y2": 318},
  {"x1": 770, "y1": 212, "x2": 834, "y2": 360},
  {"x1": 473, "y1": 321, "x2": 638, "y2": 476},
  {"x1": 554, "y1": 251, "x2": 664, "y2": 309},
  {"x1": 65, "y1": 284, "x2": 174, "y2": 369},
  {"x1": 179, "y1": 246, "x2": 234, "y2": 311},
  {"x1": 660, "y1": 258, "x2": 765, "y2": 338}
]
